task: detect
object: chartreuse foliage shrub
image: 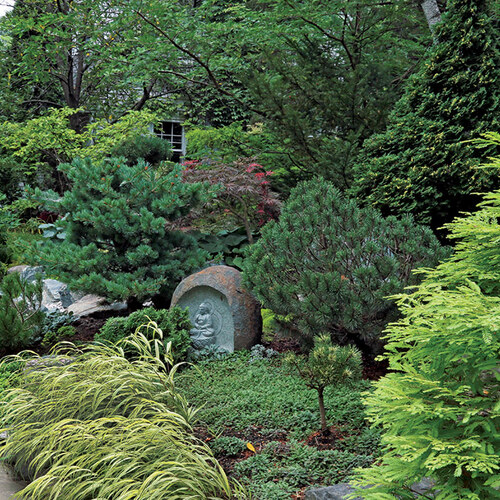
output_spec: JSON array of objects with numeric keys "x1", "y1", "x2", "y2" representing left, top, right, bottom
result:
[
  {"x1": 285, "y1": 335, "x2": 362, "y2": 432},
  {"x1": 353, "y1": 0, "x2": 500, "y2": 233},
  {"x1": 0, "y1": 108, "x2": 160, "y2": 176},
  {"x1": 352, "y1": 148, "x2": 500, "y2": 499},
  {"x1": 0, "y1": 326, "x2": 245, "y2": 499},
  {"x1": 95, "y1": 307, "x2": 192, "y2": 362},
  {"x1": 243, "y1": 178, "x2": 447, "y2": 349},
  {"x1": 32, "y1": 157, "x2": 208, "y2": 305}
]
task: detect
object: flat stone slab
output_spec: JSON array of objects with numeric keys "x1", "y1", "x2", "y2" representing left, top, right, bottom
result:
[
  {"x1": 67, "y1": 294, "x2": 127, "y2": 317},
  {"x1": 171, "y1": 265, "x2": 261, "y2": 352}
]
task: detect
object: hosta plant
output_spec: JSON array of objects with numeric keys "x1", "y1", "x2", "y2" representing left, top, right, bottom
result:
[{"x1": 0, "y1": 324, "x2": 245, "y2": 499}]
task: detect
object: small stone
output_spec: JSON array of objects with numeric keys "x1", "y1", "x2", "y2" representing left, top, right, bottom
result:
[
  {"x1": 305, "y1": 484, "x2": 363, "y2": 500},
  {"x1": 170, "y1": 265, "x2": 261, "y2": 352}
]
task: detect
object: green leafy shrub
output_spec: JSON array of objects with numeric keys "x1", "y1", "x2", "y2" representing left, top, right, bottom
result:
[
  {"x1": 352, "y1": 0, "x2": 500, "y2": 234},
  {"x1": 210, "y1": 436, "x2": 247, "y2": 457},
  {"x1": 352, "y1": 144, "x2": 500, "y2": 499},
  {"x1": 95, "y1": 316, "x2": 127, "y2": 345},
  {"x1": 285, "y1": 335, "x2": 362, "y2": 432},
  {"x1": 0, "y1": 157, "x2": 24, "y2": 200},
  {"x1": 41, "y1": 325, "x2": 77, "y2": 349},
  {"x1": 110, "y1": 133, "x2": 172, "y2": 166},
  {"x1": 190, "y1": 227, "x2": 250, "y2": 270},
  {"x1": 0, "y1": 272, "x2": 44, "y2": 352},
  {"x1": 243, "y1": 178, "x2": 448, "y2": 350},
  {"x1": 0, "y1": 328, "x2": 243, "y2": 499},
  {"x1": 32, "y1": 157, "x2": 208, "y2": 305},
  {"x1": 95, "y1": 307, "x2": 192, "y2": 362}
]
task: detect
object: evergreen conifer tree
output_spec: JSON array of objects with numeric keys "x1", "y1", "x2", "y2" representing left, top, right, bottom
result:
[
  {"x1": 33, "y1": 157, "x2": 208, "y2": 306},
  {"x1": 242, "y1": 178, "x2": 447, "y2": 350},
  {"x1": 353, "y1": 0, "x2": 499, "y2": 234},
  {"x1": 352, "y1": 136, "x2": 500, "y2": 499}
]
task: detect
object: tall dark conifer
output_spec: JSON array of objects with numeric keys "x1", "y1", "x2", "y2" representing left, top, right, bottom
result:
[{"x1": 353, "y1": 0, "x2": 500, "y2": 235}]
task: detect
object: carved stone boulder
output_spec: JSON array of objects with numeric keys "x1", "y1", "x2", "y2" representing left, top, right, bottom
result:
[{"x1": 170, "y1": 265, "x2": 261, "y2": 352}]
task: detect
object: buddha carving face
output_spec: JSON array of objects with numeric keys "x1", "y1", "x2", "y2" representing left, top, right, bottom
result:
[{"x1": 198, "y1": 302, "x2": 211, "y2": 315}]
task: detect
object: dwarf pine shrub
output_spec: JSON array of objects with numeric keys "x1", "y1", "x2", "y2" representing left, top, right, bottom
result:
[
  {"x1": 285, "y1": 335, "x2": 362, "y2": 432},
  {"x1": 0, "y1": 272, "x2": 44, "y2": 352},
  {"x1": 32, "y1": 157, "x2": 208, "y2": 306},
  {"x1": 243, "y1": 178, "x2": 447, "y2": 349},
  {"x1": 351, "y1": 138, "x2": 500, "y2": 499}
]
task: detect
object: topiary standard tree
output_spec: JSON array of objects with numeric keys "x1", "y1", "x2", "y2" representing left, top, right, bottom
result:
[
  {"x1": 32, "y1": 157, "x2": 208, "y2": 307},
  {"x1": 242, "y1": 178, "x2": 448, "y2": 351},
  {"x1": 285, "y1": 334, "x2": 362, "y2": 433},
  {"x1": 352, "y1": 139, "x2": 500, "y2": 499},
  {"x1": 352, "y1": 0, "x2": 500, "y2": 235}
]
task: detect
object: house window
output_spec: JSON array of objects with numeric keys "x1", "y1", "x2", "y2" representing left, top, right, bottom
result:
[{"x1": 154, "y1": 121, "x2": 185, "y2": 162}]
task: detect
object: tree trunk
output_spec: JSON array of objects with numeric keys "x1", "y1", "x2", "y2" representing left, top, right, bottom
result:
[
  {"x1": 420, "y1": 0, "x2": 441, "y2": 34},
  {"x1": 317, "y1": 387, "x2": 328, "y2": 433}
]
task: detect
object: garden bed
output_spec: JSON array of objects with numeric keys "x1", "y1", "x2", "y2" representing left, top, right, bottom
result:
[{"x1": 176, "y1": 348, "x2": 382, "y2": 499}]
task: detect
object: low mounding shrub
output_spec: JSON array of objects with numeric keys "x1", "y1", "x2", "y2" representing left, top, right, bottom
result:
[
  {"x1": 243, "y1": 178, "x2": 448, "y2": 350},
  {"x1": 210, "y1": 436, "x2": 247, "y2": 457},
  {"x1": 110, "y1": 133, "x2": 172, "y2": 166},
  {"x1": 95, "y1": 306, "x2": 192, "y2": 362},
  {"x1": 41, "y1": 325, "x2": 77, "y2": 349},
  {"x1": 352, "y1": 145, "x2": 500, "y2": 499},
  {"x1": 0, "y1": 327, "x2": 244, "y2": 499}
]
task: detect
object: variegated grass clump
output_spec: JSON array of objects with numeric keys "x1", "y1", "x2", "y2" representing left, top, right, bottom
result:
[{"x1": 0, "y1": 322, "x2": 245, "y2": 499}]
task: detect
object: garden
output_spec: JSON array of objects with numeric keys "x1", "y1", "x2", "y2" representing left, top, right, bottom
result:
[{"x1": 0, "y1": 0, "x2": 498, "y2": 498}]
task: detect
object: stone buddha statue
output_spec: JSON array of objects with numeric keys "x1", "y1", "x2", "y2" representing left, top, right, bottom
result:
[{"x1": 190, "y1": 301, "x2": 216, "y2": 349}]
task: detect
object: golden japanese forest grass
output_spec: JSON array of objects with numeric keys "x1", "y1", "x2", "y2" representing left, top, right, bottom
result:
[{"x1": 0, "y1": 323, "x2": 246, "y2": 499}]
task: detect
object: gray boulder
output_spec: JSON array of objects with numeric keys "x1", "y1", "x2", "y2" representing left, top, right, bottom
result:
[
  {"x1": 305, "y1": 479, "x2": 435, "y2": 499},
  {"x1": 7, "y1": 265, "x2": 44, "y2": 283},
  {"x1": 42, "y1": 279, "x2": 74, "y2": 311},
  {"x1": 305, "y1": 484, "x2": 364, "y2": 500}
]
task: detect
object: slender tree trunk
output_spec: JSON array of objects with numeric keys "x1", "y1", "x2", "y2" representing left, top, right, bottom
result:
[
  {"x1": 241, "y1": 203, "x2": 254, "y2": 244},
  {"x1": 420, "y1": 0, "x2": 441, "y2": 34},
  {"x1": 317, "y1": 387, "x2": 328, "y2": 432}
]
